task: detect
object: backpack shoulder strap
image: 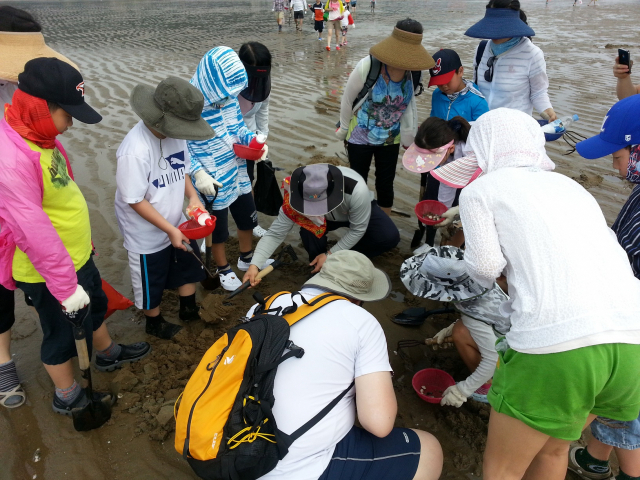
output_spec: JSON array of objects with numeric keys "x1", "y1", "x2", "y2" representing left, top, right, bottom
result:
[
  {"x1": 282, "y1": 292, "x2": 348, "y2": 327},
  {"x1": 474, "y1": 40, "x2": 488, "y2": 84},
  {"x1": 351, "y1": 55, "x2": 382, "y2": 112},
  {"x1": 264, "y1": 291, "x2": 292, "y2": 310},
  {"x1": 411, "y1": 70, "x2": 424, "y2": 97}
]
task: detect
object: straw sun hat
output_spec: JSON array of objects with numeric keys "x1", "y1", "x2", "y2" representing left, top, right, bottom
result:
[
  {"x1": 369, "y1": 27, "x2": 435, "y2": 72},
  {"x1": 0, "y1": 32, "x2": 78, "y2": 82}
]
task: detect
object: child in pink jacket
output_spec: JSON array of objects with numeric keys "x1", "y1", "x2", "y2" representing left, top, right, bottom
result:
[{"x1": 0, "y1": 58, "x2": 150, "y2": 424}]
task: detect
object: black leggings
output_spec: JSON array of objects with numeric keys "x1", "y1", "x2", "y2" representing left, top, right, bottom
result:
[
  {"x1": 0, "y1": 285, "x2": 15, "y2": 335},
  {"x1": 347, "y1": 142, "x2": 400, "y2": 209}
]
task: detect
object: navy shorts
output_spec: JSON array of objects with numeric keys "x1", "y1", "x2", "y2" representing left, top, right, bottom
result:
[
  {"x1": 294, "y1": 10, "x2": 304, "y2": 19},
  {"x1": 211, "y1": 192, "x2": 258, "y2": 243},
  {"x1": 128, "y1": 239, "x2": 206, "y2": 310},
  {"x1": 315, "y1": 20, "x2": 324, "y2": 32},
  {"x1": 17, "y1": 257, "x2": 107, "y2": 365},
  {"x1": 318, "y1": 427, "x2": 421, "y2": 480}
]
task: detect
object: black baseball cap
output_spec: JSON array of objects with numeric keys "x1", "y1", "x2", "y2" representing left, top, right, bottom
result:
[
  {"x1": 18, "y1": 57, "x2": 102, "y2": 124},
  {"x1": 428, "y1": 49, "x2": 463, "y2": 87}
]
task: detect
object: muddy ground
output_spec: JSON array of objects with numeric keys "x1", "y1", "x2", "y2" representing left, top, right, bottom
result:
[{"x1": 1, "y1": 0, "x2": 637, "y2": 478}]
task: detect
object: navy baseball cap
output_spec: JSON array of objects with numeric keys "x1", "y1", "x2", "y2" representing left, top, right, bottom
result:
[
  {"x1": 18, "y1": 57, "x2": 102, "y2": 124},
  {"x1": 428, "y1": 49, "x2": 463, "y2": 87},
  {"x1": 576, "y1": 95, "x2": 640, "y2": 159}
]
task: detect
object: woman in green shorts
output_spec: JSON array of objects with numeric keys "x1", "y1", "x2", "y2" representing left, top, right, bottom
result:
[{"x1": 456, "y1": 108, "x2": 640, "y2": 480}]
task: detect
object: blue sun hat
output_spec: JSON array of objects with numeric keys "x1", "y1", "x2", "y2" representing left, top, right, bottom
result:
[
  {"x1": 576, "y1": 95, "x2": 640, "y2": 159},
  {"x1": 465, "y1": 8, "x2": 535, "y2": 40}
]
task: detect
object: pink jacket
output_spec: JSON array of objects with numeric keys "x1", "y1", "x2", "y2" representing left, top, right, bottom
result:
[{"x1": 0, "y1": 119, "x2": 77, "y2": 302}]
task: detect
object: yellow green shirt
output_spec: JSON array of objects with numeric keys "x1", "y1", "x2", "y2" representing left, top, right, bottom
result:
[{"x1": 12, "y1": 140, "x2": 92, "y2": 283}]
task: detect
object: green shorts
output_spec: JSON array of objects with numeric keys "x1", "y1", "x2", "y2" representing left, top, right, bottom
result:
[{"x1": 488, "y1": 341, "x2": 640, "y2": 441}]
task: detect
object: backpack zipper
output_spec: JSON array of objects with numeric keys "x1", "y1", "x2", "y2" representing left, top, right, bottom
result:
[{"x1": 183, "y1": 345, "x2": 228, "y2": 459}]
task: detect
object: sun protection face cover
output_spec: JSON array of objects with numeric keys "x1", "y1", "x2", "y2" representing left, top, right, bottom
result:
[
  {"x1": 576, "y1": 95, "x2": 640, "y2": 160},
  {"x1": 402, "y1": 140, "x2": 454, "y2": 174},
  {"x1": 239, "y1": 64, "x2": 271, "y2": 103}
]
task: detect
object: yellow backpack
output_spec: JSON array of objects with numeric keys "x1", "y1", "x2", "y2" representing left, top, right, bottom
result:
[{"x1": 174, "y1": 291, "x2": 354, "y2": 480}]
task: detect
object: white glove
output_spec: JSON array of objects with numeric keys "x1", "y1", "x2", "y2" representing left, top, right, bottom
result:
[
  {"x1": 335, "y1": 126, "x2": 348, "y2": 141},
  {"x1": 440, "y1": 385, "x2": 467, "y2": 408},
  {"x1": 194, "y1": 170, "x2": 223, "y2": 196},
  {"x1": 259, "y1": 144, "x2": 269, "y2": 162},
  {"x1": 61, "y1": 285, "x2": 90, "y2": 313},
  {"x1": 433, "y1": 322, "x2": 456, "y2": 344},
  {"x1": 436, "y1": 206, "x2": 459, "y2": 228}
]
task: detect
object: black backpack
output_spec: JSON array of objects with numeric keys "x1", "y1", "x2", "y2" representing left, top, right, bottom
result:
[{"x1": 473, "y1": 40, "x2": 489, "y2": 84}]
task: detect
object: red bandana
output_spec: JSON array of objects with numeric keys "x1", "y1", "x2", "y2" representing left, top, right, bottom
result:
[
  {"x1": 281, "y1": 177, "x2": 327, "y2": 238},
  {"x1": 5, "y1": 89, "x2": 59, "y2": 149}
]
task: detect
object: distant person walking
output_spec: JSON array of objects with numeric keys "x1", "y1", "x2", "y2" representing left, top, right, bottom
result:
[
  {"x1": 371, "y1": 0, "x2": 375, "y2": 12},
  {"x1": 273, "y1": 0, "x2": 286, "y2": 32},
  {"x1": 290, "y1": 0, "x2": 306, "y2": 31},
  {"x1": 324, "y1": 0, "x2": 345, "y2": 51},
  {"x1": 310, "y1": 0, "x2": 325, "y2": 40}
]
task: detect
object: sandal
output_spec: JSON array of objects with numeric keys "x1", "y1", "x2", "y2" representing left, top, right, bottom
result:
[{"x1": 0, "y1": 384, "x2": 26, "y2": 409}]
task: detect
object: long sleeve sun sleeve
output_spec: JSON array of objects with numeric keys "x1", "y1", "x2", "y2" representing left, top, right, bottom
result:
[{"x1": 459, "y1": 189, "x2": 506, "y2": 289}]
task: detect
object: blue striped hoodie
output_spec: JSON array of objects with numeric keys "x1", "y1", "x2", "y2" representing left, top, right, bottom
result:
[{"x1": 188, "y1": 46, "x2": 256, "y2": 209}]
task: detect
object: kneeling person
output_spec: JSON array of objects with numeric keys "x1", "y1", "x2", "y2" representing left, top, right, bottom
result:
[
  {"x1": 244, "y1": 164, "x2": 400, "y2": 285},
  {"x1": 249, "y1": 250, "x2": 443, "y2": 480}
]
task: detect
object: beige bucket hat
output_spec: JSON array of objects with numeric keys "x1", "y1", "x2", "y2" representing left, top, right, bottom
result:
[
  {"x1": 304, "y1": 250, "x2": 391, "y2": 302},
  {"x1": 0, "y1": 32, "x2": 78, "y2": 82},
  {"x1": 369, "y1": 28, "x2": 435, "y2": 71}
]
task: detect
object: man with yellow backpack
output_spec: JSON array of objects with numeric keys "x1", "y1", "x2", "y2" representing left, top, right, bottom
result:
[{"x1": 175, "y1": 250, "x2": 443, "y2": 480}]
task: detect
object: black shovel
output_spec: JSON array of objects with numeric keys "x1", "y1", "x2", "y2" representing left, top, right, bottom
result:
[{"x1": 63, "y1": 305, "x2": 113, "y2": 432}]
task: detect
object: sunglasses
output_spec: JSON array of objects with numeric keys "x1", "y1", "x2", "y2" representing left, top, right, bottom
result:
[{"x1": 484, "y1": 56, "x2": 496, "y2": 83}]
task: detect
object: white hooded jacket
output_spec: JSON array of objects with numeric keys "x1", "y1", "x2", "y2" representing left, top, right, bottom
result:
[{"x1": 459, "y1": 108, "x2": 640, "y2": 353}]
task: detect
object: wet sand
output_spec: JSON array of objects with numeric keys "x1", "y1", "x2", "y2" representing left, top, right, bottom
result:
[{"x1": 1, "y1": 0, "x2": 638, "y2": 478}]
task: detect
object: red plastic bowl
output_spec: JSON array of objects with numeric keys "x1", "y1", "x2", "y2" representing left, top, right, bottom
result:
[
  {"x1": 233, "y1": 144, "x2": 265, "y2": 161},
  {"x1": 178, "y1": 217, "x2": 216, "y2": 240},
  {"x1": 415, "y1": 200, "x2": 448, "y2": 226},
  {"x1": 412, "y1": 368, "x2": 456, "y2": 404}
]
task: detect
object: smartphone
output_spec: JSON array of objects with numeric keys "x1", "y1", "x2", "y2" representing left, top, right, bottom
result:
[{"x1": 619, "y1": 48, "x2": 631, "y2": 73}]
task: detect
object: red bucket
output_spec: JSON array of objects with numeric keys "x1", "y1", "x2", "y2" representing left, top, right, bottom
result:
[
  {"x1": 415, "y1": 200, "x2": 448, "y2": 226},
  {"x1": 233, "y1": 144, "x2": 265, "y2": 161},
  {"x1": 412, "y1": 368, "x2": 455, "y2": 404},
  {"x1": 178, "y1": 217, "x2": 216, "y2": 240}
]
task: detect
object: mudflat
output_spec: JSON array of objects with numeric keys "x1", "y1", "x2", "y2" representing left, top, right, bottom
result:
[{"x1": 2, "y1": 0, "x2": 636, "y2": 478}]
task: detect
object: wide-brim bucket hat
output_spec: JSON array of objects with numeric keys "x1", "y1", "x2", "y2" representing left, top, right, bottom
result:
[
  {"x1": 400, "y1": 246, "x2": 489, "y2": 302},
  {"x1": 0, "y1": 32, "x2": 78, "y2": 83},
  {"x1": 370, "y1": 28, "x2": 436, "y2": 71},
  {"x1": 290, "y1": 164, "x2": 344, "y2": 216},
  {"x1": 465, "y1": 8, "x2": 535, "y2": 40},
  {"x1": 304, "y1": 250, "x2": 391, "y2": 302},
  {"x1": 130, "y1": 77, "x2": 215, "y2": 141}
]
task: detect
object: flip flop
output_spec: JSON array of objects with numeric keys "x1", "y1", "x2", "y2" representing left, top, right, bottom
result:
[
  {"x1": 0, "y1": 384, "x2": 26, "y2": 409},
  {"x1": 392, "y1": 307, "x2": 427, "y2": 326}
]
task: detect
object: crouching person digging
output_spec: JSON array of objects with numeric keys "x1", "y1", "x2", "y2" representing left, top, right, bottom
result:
[
  {"x1": 175, "y1": 250, "x2": 442, "y2": 480},
  {"x1": 243, "y1": 163, "x2": 400, "y2": 285},
  {"x1": 0, "y1": 58, "x2": 150, "y2": 426}
]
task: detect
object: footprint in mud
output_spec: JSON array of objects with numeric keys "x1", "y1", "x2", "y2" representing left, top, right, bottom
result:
[{"x1": 573, "y1": 172, "x2": 603, "y2": 189}]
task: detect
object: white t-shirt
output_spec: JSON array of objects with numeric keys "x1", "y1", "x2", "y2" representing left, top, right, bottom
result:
[
  {"x1": 248, "y1": 287, "x2": 392, "y2": 480},
  {"x1": 115, "y1": 121, "x2": 190, "y2": 254}
]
